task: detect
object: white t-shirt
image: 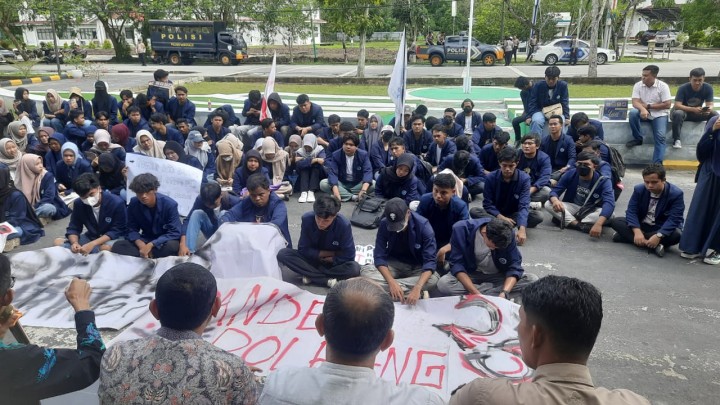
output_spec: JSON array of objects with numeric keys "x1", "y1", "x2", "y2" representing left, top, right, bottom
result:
[
  {"x1": 345, "y1": 154, "x2": 355, "y2": 182},
  {"x1": 632, "y1": 79, "x2": 672, "y2": 118},
  {"x1": 92, "y1": 205, "x2": 101, "y2": 223}
]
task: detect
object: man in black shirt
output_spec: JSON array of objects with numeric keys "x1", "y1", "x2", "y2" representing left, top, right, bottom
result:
[{"x1": 671, "y1": 67, "x2": 718, "y2": 149}]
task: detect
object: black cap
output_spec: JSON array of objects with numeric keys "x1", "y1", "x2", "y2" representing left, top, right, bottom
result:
[{"x1": 384, "y1": 198, "x2": 409, "y2": 232}]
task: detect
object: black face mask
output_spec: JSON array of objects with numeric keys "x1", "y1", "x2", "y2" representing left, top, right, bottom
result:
[
  {"x1": 463, "y1": 106, "x2": 472, "y2": 113},
  {"x1": 577, "y1": 165, "x2": 592, "y2": 177},
  {"x1": 443, "y1": 116, "x2": 453, "y2": 125}
]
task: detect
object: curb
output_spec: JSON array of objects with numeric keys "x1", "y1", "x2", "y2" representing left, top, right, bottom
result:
[
  {"x1": 0, "y1": 74, "x2": 69, "y2": 88},
  {"x1": 662, "y1": 160, "x2": 698, "y2": 170}
]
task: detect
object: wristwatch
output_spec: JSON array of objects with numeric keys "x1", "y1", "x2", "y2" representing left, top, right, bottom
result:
[
  {"x1": 656, "y1": 232, "x2": 664, "y2": 239},
  {"x1": 646, "y1": 103, "x2": 652, "y2": 110},
  {"x1": 501, "y1": 290, "x2": 511, "y2": 298}
]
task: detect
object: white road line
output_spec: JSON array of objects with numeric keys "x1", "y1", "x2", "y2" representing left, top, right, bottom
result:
[
  {"x1": 339, "y1": 69, "x2": 357, "y2": 77},
  {"x1": 508, "y1": 66, "x2": 524, "y2": 76},
  {"x1": 233, "y1": 66, "x2": 268, "y2": 74}
]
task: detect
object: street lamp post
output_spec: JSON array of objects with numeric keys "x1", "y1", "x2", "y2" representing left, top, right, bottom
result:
[
  {"x1": 462, "y1": 0, "x2": 475, "y2": 94},
  {"x1": 50, "y1": 15, "x2": 61, "y2": 75}
]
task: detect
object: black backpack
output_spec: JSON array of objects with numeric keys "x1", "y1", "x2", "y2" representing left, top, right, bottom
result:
[
  {"x1": 603, "y1": 142, "x2": 626, "y2": 184},
  {"x1": 350, "y1": 197, "x2": 386, "y2": 229}
]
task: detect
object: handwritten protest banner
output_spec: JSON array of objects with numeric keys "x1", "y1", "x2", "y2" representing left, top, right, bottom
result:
[{"x1": 125, "y1": 153, "x2": 203, "y2": 216}]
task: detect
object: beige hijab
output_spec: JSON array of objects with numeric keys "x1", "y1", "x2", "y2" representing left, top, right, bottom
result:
[
  {"x1": 0, "y1": 139, "x2": 21, "y2": 171},
  {"x1": 133, "y1": 129, "x2": 166, "y2": 158},
  {"x1": 260, "y1": 137, "x2": 289, "y2": 184},
  {"x1": 215, "y1": 135, "x2": 244, "y2": 183},
  {"x1": 45, "y1": 89, "x2": 63, "y2": 112},
  {"x1": 14, "y1": 154, "x2": 46, "y2": 206},
  {"x1": 7, "y1": 121, "x2": 29, "y2": 152}
]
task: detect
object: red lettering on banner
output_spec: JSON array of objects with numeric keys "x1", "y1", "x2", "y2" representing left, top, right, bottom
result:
[
  {"x1": 269, "y1": 337, "x2": 300, "y2": 371},
  {"x1": 411, "y1": 350, "x2": 447, "y2": 389},
  {"x1": 221, "y1": 284, "x2": 280, "y2": 327},
  {"x1": 308, "y1": 341, "x2": 327, "y2": 368},
  {"x1": 297, "y1": 300, "x2": 324, "y2": 330},
  {"x1": 379, "y1": 347, "x2": 413, "y2": 384},
  {"x1": 259, "y1": 294, "x2": 301, "y2": 325},
  {"x1": 211, "y1": 327, "x2": 252, "y2": 353},
  {"x1": 242, "y1": 336, "x2": 282, "y2": 366},
  {"x1": 215, "y1": 288, "x2": 237, "y2": 326}
]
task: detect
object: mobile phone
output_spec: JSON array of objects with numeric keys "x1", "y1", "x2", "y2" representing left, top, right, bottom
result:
[{"x1": 702, "y1": 106, "x2": 710, "y2": 111}]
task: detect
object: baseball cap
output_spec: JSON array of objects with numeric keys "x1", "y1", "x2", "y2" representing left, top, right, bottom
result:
[
  {"x1": 403, "y1": 105, "x2": 414, "y2": 115},
  {"x1": 381, "y1": 125, "x2": 394, "y2": 133},
  {"x1": 384, "y1": 198, "x2": 409, "y2": 232},
  {"x1": 188, "y1": 130, "x2": 204, "y2": 143}
]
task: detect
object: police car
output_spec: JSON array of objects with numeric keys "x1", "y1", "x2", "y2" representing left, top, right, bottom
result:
[{"x1": 532, "y1": 38, "x2": 616, "y2": 65}]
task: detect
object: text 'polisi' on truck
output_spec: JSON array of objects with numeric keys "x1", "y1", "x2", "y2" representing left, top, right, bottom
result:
[{"x1": 149, "y1": 20, "x2": 248, "y2": 66}]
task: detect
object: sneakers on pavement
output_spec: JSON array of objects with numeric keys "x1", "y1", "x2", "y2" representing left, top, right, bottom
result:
[
  {"x1": 327, "y1": 278, "x2": 338, "y2": 288},
  {"x1": 307, "y1": 191, "x2": 316, "y2": 202},
  {"x1": 3, "y1": 238, "x2": 19, "y2": 253},
  {"x1": 298, "y1": 192, "x2": 308, "y2": 203},
  {"x1": 703, "y1": 252, "x2": 720, "y2": 265},
  {"x1": 673, "y1": 139, "x2": 682, "y2": 149},
  {"x1": 625, "y1": 139, "x2": 643, "y2": 148},
  {"x1": 680, "y1": 252, "x2": 703, "y2": 259}
]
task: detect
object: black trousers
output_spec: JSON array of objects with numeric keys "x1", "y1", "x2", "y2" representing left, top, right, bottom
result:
[
  {"x1": 512, "y1": 114, "x2": 527, "y2": 143},
  {"x1": 609, "y1": 217, "x2": 681, "y2": 247},
  {"x1": 277, "y1": 248, "x2": 360, "y2": 286},
  {"x1": 504, "y1": 52, "x2": 512, "y2": 66},
  {"x1": 671, "y1": 109, "x2": 719, "y2": 141},
  {"x1": 111, "y1": 239, "x2": 180, "y2": 258},
  {"x1": 299, "y1": 165, "x2": 322, "y2": 192},
  {"x1": 469, "y1": 209, "x2": 543, "y2": 229}
]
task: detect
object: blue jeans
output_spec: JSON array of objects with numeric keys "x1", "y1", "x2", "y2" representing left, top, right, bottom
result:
[
  {"x1": 629, "y1": 108, "x2": 668, "y2": 164},
  {"x1": 35, "y1": 203, "x2": 56, "y2": 218},
  {"x1": 185, "y1": 210, "x2": 219, "y2": 252},
  {"x1": 529, "y1": 111, "x2": 546, "y2": 134},
  {"x1": 42, "y1": 117, "x2": 65, "y2": 132}
]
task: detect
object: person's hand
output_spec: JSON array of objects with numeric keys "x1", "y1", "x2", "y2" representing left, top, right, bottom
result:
[
  {"x1": 57, "y1": 183, "x2": 66, "y2": 192},
  {"x1": 564, "y1": 119, "x2": 570, "y2": 126},
  {"x1": 646, "y1": 234, "x2": 661, "y2": 248},
  {"x1": 178, "y1": 243, "x2": 191, "y2": 257},
  {"x1": 695, "y1": 107, "x2": 705, "y2": 114},
  {"x1": 388, "y1": 279, "x2": 405, "y2": 302},
  {"x1": 92, "y1": 157, "x2": 99, "y2": 167},
  {"x1": 65, "y1": 278, "x2": 92, "y2": 312},
  {"x1": 357, "y1": 190, "x2": 367, "y2": 200},
  {"x1": 560, "y1": 166, "x2": 569, "y2": 173},
  {"x1": 319, "y1": 256, "x2": 334, "y2": 265},
  {"x1": 315, "y1": 158, "x2": 324, "y2": 165},
  {"x1": 633, "y1": 233, "x2": 647, "y2": 247},
  {"x1": 497, "y1": 214, "x2": 516, "y2": 226},
  {"x1": 149, "y1": 98, "x2": 156, "y2": 107},
  {"x1": 79, "y1": 242, "x2": 96, "y2": 256},
  {"x1": 405, "y1": 287, "x2": 421, "y2": 306},
  {"x1": 589, "y1": 223, "x2": 603, "y2": 238},
  {"x1": 498, "y1": 291, "x2": 510, "y2": 300},
  {"x1": 437, "y1": 246, "x2": 450, "y2": 266},
  {"x1": 525, "y1": 117, "x2": 532, "y2": 125},
  {"x1": 640, "y1": 110, "x2": 649, "y2": 120},
  {"x1": 467, "y1": 286, "x2": 481, "y2": 296},
  {"x1": 70, "y1": 242, "x2": 83, "y2": 254},
  {"x1": 551, "y1": 199, "x2": 564, "y2": 213},
  {"x1": 138, "y1": 242, "x2": 153, "y2": 259},
  {"x1": 0, "y1": 305, "x2": 22, "y2": 338},
  {"x1": 516, "y1": 228, "x2": 527, "y2": 246},
  {"x1": 300, "y1": 127, "x2": 310, "y2": 137},
  {"x1": 249, "y1": 366, "x2": 263, "y2": 373},
  {"x1": 121, "y1": 166, "x2": 128, "y2": 178}
]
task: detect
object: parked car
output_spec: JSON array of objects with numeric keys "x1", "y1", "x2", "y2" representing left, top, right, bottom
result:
[
  {"x1": 638, "y1": 30, "x2": 658, "y2": 45},
  {"x1": 532, "y1": 38, "x2": 616, "y2": 65},
  {"x1": 654, "y1": 30, "x2": 679, "y2": 46},
  {"x1": 0, "y1": 47, "x2": 17, "y2": 63},
  {"x1": 415, "y1": 35, "x2": 503, "y2": 66}
]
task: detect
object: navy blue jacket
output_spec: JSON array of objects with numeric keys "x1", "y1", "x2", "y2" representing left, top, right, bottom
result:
[
  {"x1": 425, "y1": 140, "x2": 457, "y2": 167},
  {"x1": 296, "y1": 149, "x2": 326, "y2": 171},
  {"x1": 126, "y1": 193, "x2": 182, "y2": 246},
  {"x1": 472, "y1": 126, "x2": 502, "y2": 149},
  {"x1": 416, "y1": 193, "x2": 469, "y2": 247},
  {"x1": 253, "y1": 132, "x2": 285, "y2": 149},
  {"x1": 219, "y1": 192, "x2": 292, "y2": 248},
  {"x1": 449, "y1": 218, "x2": 524, "y2": 279},
  {"x1": 298, "y1": 212, "x2": 356, "y2": 266},
  {"x1": 207, "y1": 125, "x2": 230, "y2": 154},
  {"x1": 518, "y1": 151, "x2": 552, "y2": 189},
  {"x1": 232, "y1": 166, "x2": 270, "y2": 194},
  {"x1": 268, "y1": 95, "x2": 291, "y2": 128},
  {"x1": 528, "y1": 80, "x2": 570, "y2": 119},
  {"x1": 55, "y1": 158, "x2": 94, "y2": 195},
  {"x1": 597, "y1": 160, "x2": 612, "y2": 179},
  {"x1": 91, "y1": 96, "x2": 119, "y2": 124},
  {"x1": 66, "y1": 190, "x2": 127, "y2": 240},
  {"x1": 568, "y1": 119, "x2": 605, "y2": 141},
  {"x1": 325, "y1": 136, "x2": 343, "y2": 156},
  {"x1": 166, "y1": 98, "x2": 197, "y2": 126},
  {"x1": 540, "y1": 134, "x2": 577, "y2": 171},
  {"x1": 241, "y1": 99, "x2": 262, "y2": 126},
  {"x1": 375, "y1": 171, "x2": 420, "y2": 204},
  {"x1": 63, "y1": 123, "x2": 88, "y2": 146},
  {"x1": 325, "y1": 149, "x2": 373, "y2": 186},
  {"x1": 479, "y1": 144, "x2": 500, "y2": 173},
  {"x1": 181, "y1": 192, "x2": 240, "y2": 237},
  {"x1": 403, "y1": 129, "x2": 433, "y2": 156},
  {"x1": 43, "y1": 100, "x2": 70, "y2": 124},
  {"x1": 550, "y1": 168, "x2": 615, "y2": 219},
  {"x1": 139, "y1": 101, "x2": 164, "y2": 121},
  {"x1": 290, "y1": 102, "x2": 326, "y2": 132},
  {"x1": 16, "y1": 101, "x2": 40, "y2": 128},
  {"x1": 369, "y1": 140, "x2": 391, "y2": 175},
  {"x1": 626, "y1": 182, "x2": 684, "y2": 235},
  {"x1": 152, "y1": 127, "x2": 184, "y2": 144},
  {"x1": 3, "y1": 190, "x2": 44, "y2": 244},
  {"x1": 123, "y1": 118, "x2": 151, "y2": 138},
  {"x1": 438, "y1": 155, "x2": 485, "y2": 189},
  {"x1": 454, "y1": 112, "x2": 482, "y2": 133},
  {"x1": 448, "y1": 122, "x2": 465, "y2": 137},
  {"x1": 37, "y1": 172, "x2": 71, "y2": 220},
  {"x1": 374, "y1": 212, "x2": 437, "y2": 271},
  {"x1": 483, "y1": 169, "x2": 531, "y2": 227}
]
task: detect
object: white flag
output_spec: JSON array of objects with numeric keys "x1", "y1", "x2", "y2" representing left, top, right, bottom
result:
[
  {"x1": 388, "y1": 31, "x2": 407, "y2": 134},
  {"x1": 261, "y1": 52, "x2": 277, "y2": 120}
]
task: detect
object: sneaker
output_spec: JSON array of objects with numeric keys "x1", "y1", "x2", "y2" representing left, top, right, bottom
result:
[
  {"x1": 350, "y1": 195, "x2": 359, "y2": 202},
  {"x1": 327, "y1": 278, "x2": 338, "y2": 288},
  {"x1": 612, "y1": 232, "x2": 623, "y2": 243},
  {"x1": 298, "y1": 192, "x2": 308, "y2": 203},
  {"x1": 680, "y1": 252, "x2": 703, "y2": 259},
  {"x1": 40, "y1": 217, "x2": 51, "y2": 226},
  {"x1": 3, "y1": 238, "x2": 19, "y2": 253},
  {"x1": 529, "y1": 201, "x2": 542, "y2": 210},
  {"x1": 307, "y1": 191, "x2": 316, "y2": 202},
  {"x1": 576, "y1": 222, "x2": 593, "y2": 234},
  {"x1": 673, "y1": 139, "x2": 682, "y2": 149},
  {"x1": 301, "y1": 276, "x2": 311, "y2": 285},
  {"x1": 654, "y1": 244, "x2": 665, "y2": 258},
  {"x1": 625, "y1": 139, "x2": 643, "y2": 148},
  {"x1": 703, "y1": 252, "x2": 720, "y2": 265},
  {"x1": 422, "y1": 290, "x2": 430, "y2": 300}
]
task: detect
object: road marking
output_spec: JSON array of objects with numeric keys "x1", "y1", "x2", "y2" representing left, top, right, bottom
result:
[
  {"x1": 234, "y1": 66, "x2": 267, "y2": 74},
  {"x1": 339, "y1": 69, "x2": 356, "y2": 77},
  {"x1": 508, "y1": 66, "x2": 524, "y2": 76},
  {"x1": 278, "y1": 67, "x2": 305, "y2": 74}
]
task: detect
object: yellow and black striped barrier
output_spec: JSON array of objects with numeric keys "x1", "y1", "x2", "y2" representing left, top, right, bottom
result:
[{"x1": 0, "y1": 74, "x2": 68, "y2": 88}]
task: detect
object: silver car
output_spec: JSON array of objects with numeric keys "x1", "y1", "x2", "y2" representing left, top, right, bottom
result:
[{"x1": 0, "y1": 47, "x2": 17, "y2": 63}]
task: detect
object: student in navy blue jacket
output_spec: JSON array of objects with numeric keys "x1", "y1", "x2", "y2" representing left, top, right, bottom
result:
[
  {"x1": 369, "y1": 126, "x2": 394, "y2": 178},
  {"x1": 546, "y1": 151, "x2": 616, "y2": 237},
  {"x1": 455, "y1": 99, "x2": 482, "y2": 135},
  {"x1": 479, "y1": 131, "x2": 511, "y2": 174},
  {"x1": 149, "y1": 113, "x2": 184, "y2": 145},
  {"x1": 236, "y1": 90, "x2": 263, "y2": 138},
  {"x1": 57, "y1": 173, "x2": 127, "y2": 254},
  {"x1": 206, "y1": 112, "x2": 231, "y2": 154},
  {"x1": 375, "y1": 153, "x2": 420, "y2": 205},
  {"x1": 568, "y1": 112, "x2": 605, "y2": 141},
  {"x1": 91, "y1": 81, "x2": 119, "y2": 125},
  {"x1": 511, "y1": 76, "x2": 533, "y2": 145},
  {"x1": 416, "y1": 173, "x2": 469, "y2": 270},
  {"x1": 518, "y1": 133, "x2": 553, "y2": 206},
  {"x1": 232, "y1": 150, "x2": 270, "y2": 195},
  {"x1": 438, "y1": 150, "x2": 485, "y2": 201},
  {"x1": 527, "y1": 66, "x2": 570, "y2": 134},
  {"x1": 13, "y1": 87, "x2": 40, "y2": 129},
  {"x1": 472, "y1": 113, "x2": 503, "y2": 149},
  {"x1": 479, "y1": 148, "x2": 536, "y2": 245},
  {"x1": 253, "y1": 118, "x2": 285, "y2": 148},
  {"x1": 318, "y1": 114, "x2": 342, "y2": 150},
  {"x1": 442, "y1": 108, "x2": 464, "y2": 137},
  {"x1": 68, "y1": 87, "x2": 94, "y2": 126},
  {"x1": 219, "y1": 173, "x2": 292, "y2": 248},
  {"x1": 178, "y1": 183, "x2": 241, "y2": 255},
  {"x1": 64, "y1": 109, "x2": 91, "y2": 147},
  {"x1": 541, "y1": 114, "x2": 577, "y2": 182},
  {"x1": 165, "y1": 86, "x2": 197, "y2": 127},
  {"x1": 320, "y1": 133, "x2": 374, "y2": 202},
  {"x1": 55, "y1": 143, "x2": 93, "y2": 196},
  {"x1": 135, "y1": 93, "x2": 164, "y2": 122},
  {"x1": 123, "y1": 106, "x2": 151, "y2": 139},
  {"x1": 163, "y1": 141, "x2": 203, "y2": 171},
  {"x1": 290, "y1": 94, "x2": 326, "y2": 136},
  {"x1": 426, "y1": 124, "x2": 457, "y2": 169},
  {"x1": 277, "y1": 195, "x2": 360, "y2": 287},
  {"x1": 266, "y1": 92, "x2": 291, "y2": 137},
  {"x1": 436, "y1": 217, "x2": 537, "y2": 298},
  {"x1": 15, "y1": 154, "x2": 70, "y2": 221},
  {"x1": 0, "y1": 164, "x2": 44, "y2": 246},
  {"x1": 403, "y1": 115, "x2": 433, "y2": 156},
  {"x1": 360, "y1": 198, "x2": 439, "y2": 305},
  {"x1": 185, "y1": 129, "x2": 216, "y2": 182},
  {"x1": 610, "y1": 164, "x2": 684, "y2": 257},
  {"x1": 576, "y1": 125, "x2": 611, "y2": 166},
  {"x1": 111, "y1": 174, "x2": 182, "y2": 258}
]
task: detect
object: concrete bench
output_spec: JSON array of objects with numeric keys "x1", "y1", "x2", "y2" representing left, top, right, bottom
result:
[{"x1": 602, "y1": 120, "x2": 706, "y2": 165}]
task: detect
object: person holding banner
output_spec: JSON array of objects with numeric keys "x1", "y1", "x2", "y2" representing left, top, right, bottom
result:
[
  {"x1": 111, "y1": 174, "x2": 181, "y2": 259},
  {"x1": 179, "y1": 183, "x2": 240, "y2": 255},
  {"x1": 259, "y1": 277, "x2": 444, "y2": 404},
  {"x1": 277, "y1": 195, "x2": 360, "y2": 287}
]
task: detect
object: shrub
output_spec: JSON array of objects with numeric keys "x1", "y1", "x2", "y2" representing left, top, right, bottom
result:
[
  {"x1": 102, "y1": 39, "x2": 113, "y2": 49},
  {"x1": 688, "y1": 31, "x2": 705, "y2": 47}
]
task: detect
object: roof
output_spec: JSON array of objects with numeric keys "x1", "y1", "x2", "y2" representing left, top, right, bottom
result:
[{"x1": 635, "y1": 6, "x2": 682, "y2": 22}]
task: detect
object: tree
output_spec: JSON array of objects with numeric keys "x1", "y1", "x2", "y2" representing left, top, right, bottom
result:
[
  {"x1": 587, "y1": 0, "x2": 607, "y2": 78},
  {"x1": 1, "y1": 2, "x2": 29, "y2": 60},
  {"x1": 682, "y1": 0, "x2": 720, "y2": 34},
  {"x1": 391, "y1": 0, "x2": 429, "y2": 44},
  {"x1": 255, "y1": 0, "x2": 313, "y2": 63},
  {"x1": 609, "y1": 0, "x2": 642, "y2": 60}
]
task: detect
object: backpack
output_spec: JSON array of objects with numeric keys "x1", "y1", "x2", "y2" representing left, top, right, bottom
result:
[
  {"x1": 603, "y1": 142, "x2": 626, "y2": 183},
  {"x1": 350, "y1": 197, "x2": 386, "y2": 229}
]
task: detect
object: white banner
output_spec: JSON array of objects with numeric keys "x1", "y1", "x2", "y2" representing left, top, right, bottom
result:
[
  {"x1": 112, "y1": 277, "x2": 531, "y2": 400},
  {"x1": 125, "y1": 153, "x2": 203, "y2": 216}
]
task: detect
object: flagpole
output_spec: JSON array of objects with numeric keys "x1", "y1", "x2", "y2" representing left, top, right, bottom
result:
[{"x1": 463, "y1": 0, "x2": 475, "y2": 94}]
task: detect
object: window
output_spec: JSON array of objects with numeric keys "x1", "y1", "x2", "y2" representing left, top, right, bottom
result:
[
  {"x1": 77, "y1": 28, "x2": 97, "y2": 40},
  {"x1": 125, "y1": 27, "x2": 134, "y2": 40},
  {"x1": 37, "y1": 29, "x2": 55, "y2": 41}
]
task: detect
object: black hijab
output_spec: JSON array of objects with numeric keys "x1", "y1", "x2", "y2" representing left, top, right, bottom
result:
[
  {"x1": 163, "y1": 141, "x2": 192, "y2": 165},
  {"x1": 382, "y1": 153, "x2": 415, "y2": 186},
  {"x1": 242, "y1": 149, "x2": 263, "y2": 179}
]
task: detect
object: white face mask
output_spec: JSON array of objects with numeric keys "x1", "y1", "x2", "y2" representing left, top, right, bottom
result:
[
  {"x1": 82, "y1": 194, "x2": 99, "y2": 207},
  {"x1": 222, "y1": 156, "x2": 233, "y2": 162}
]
